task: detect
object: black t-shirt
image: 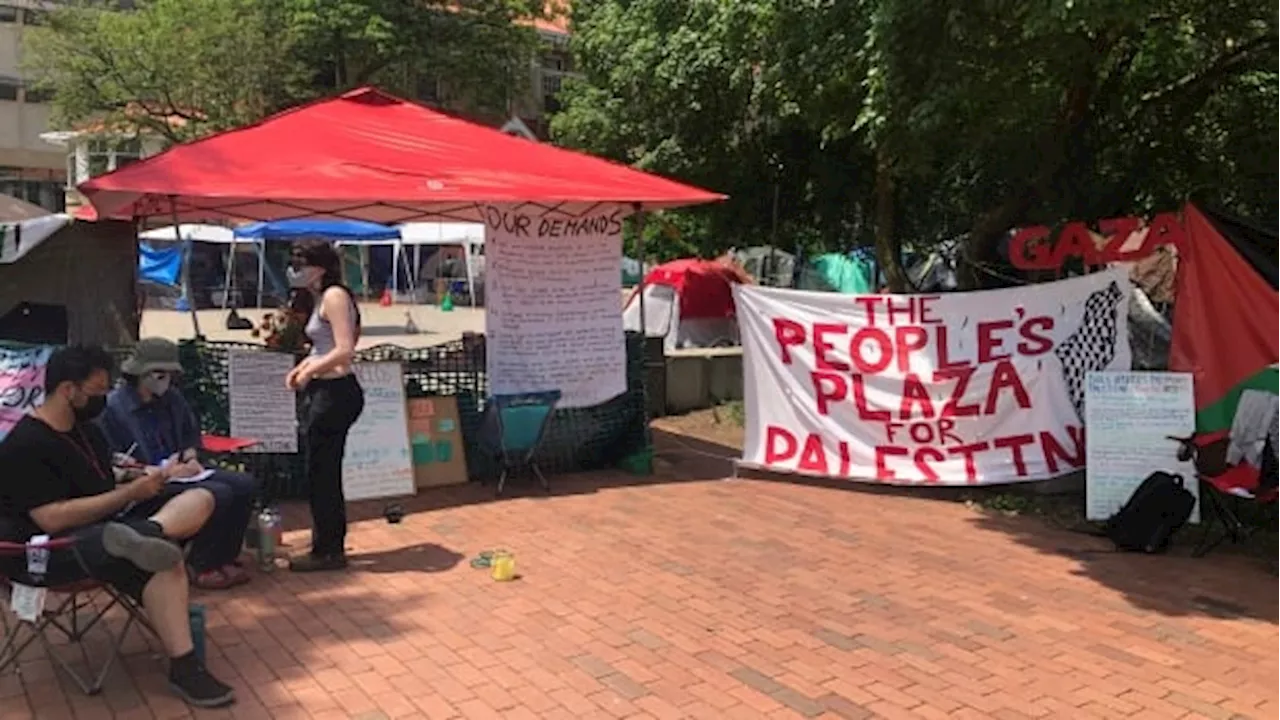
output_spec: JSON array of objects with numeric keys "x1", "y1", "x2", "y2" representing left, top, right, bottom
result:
[{"x1": 0, "y1": 415, "x2": 116, "y2": 540}]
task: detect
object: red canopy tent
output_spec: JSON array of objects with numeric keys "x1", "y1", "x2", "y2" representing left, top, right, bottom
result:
[{"x1": 77, "y1": 86, "x2": 724, "y2": 224}]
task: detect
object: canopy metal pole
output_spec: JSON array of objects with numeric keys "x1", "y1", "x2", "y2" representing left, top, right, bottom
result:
[
  {"x1": 633, "y1": 203, "x2": 646, "y2": 336},
  {"x1": 169, "y1": 198, "x2": 202, "y2": 337},
  {"x1": 466, "y1": 241, "x2": 477, "y2": 307},
  {"x1": 256, "y1": 240, "x2": 265, "y2": 308},
  {"x1": 221, "y1": 237, "x2": 237, "y2": 310}
]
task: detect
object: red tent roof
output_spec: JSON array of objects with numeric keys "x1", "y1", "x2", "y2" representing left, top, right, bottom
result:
[
  {"x1": 78, "y1": 87, "x2": 724, "y2": 223},
  {"x1": 633, "y1": 258, "x2": 751, "y2": 319}
]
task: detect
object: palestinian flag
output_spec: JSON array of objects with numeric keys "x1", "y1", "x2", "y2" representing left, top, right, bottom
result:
[{"x1": 1169, "y1": 203, "x2": 1278, "y2": 487}]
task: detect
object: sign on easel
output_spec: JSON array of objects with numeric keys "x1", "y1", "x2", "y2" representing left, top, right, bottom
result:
[
  {"x1": 1085, "y1": 371, "x2": 1199, "y2": 522},
  {"x1": 342, "y1": 362, "x2": 415, "y2": 501},
  {"x1": 227, "y1": 349, "x2": 298, "y2": 453}
]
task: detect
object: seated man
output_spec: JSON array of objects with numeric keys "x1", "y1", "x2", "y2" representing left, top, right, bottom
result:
[
  {"x1": 0, "y1": 345, "x2": 235, "y2": 708},
  {"x1": 98, "y1": 338, "x2": 261, "y2": 590}
]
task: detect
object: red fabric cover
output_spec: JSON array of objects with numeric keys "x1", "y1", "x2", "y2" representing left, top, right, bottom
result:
[
  {"x1": 200, "y1": 434, "x2": 259, "y2": 453},
  {"x1": 78, "y1": 87, "x2": 724, "y2": 223},
  {"x1": 641, "y1": 259, "x2": 747, "y2": 319},
  {"x1": 1170, "y1": 204, "x2": 1279, "y2": 412}
]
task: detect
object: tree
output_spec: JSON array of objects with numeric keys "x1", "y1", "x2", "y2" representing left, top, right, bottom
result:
[
  {"x1": 553, "y1": 0, "x2": 1277, "y2": 288},
  {"x1": 22, "y1": 0, "x2": 540, "y2": 143}
]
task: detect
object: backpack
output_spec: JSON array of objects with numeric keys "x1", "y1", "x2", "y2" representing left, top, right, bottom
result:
[{"x1": 1104, "y1": 472, "x2": 1196, "y2": 553}]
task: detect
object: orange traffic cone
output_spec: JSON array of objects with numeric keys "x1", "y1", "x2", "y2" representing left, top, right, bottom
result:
[{"x1": 379, "y1": 288, "x2": 393, "y2": 307}]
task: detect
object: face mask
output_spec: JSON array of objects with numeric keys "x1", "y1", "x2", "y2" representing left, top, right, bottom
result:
[
  {"x1": 141, "y1": 372, "x2": 172, "y2": 397},
  {"x1": 287, "y1": 266, "x2": 310, "y2": 289},
  {"x1": 73, "y1": 393, "x2": 107, "y2": 422}
]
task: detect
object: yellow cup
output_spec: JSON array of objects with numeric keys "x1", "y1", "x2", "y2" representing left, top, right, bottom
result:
[{"x1": 490, "y1": 550, "x2": 516, "y2": 582}]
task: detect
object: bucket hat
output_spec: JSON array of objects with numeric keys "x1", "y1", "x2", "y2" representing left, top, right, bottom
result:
[{"x1": 120, "y1": 337, "x2": 184, "y2": 376}]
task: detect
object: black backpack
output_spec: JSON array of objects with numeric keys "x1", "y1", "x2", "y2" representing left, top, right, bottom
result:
[{"x1": 1104, "y1": 471, "x2": 1196, "y2": 553}]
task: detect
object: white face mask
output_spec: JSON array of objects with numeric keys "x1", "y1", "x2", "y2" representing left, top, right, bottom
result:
[{"x1": 141, "y1": 372, "x2": 172, "y2": 397}]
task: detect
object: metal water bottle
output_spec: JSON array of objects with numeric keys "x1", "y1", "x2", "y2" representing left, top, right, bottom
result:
[{"x1": 257, "y1": 507, "x2": 277, "y2": 572}]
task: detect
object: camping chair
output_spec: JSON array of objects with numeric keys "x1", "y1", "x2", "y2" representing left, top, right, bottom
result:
[
  {"x1": 0, "y1": 536, "x2": 157, "y2": 695},
  {"x1": 480, "y1": 390, "x2": 561, "y2": 496},
  {"x1": 1179, "y1": 436, "x2": 1280, "y2": 558}
]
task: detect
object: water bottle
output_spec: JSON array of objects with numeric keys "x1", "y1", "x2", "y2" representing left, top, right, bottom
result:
[
  {"x1": 257, "y1": 507, "x2": 276, "y2": 572},
  {"x1": 188, "y1": 604, "x2": 207, "y2": 665}
]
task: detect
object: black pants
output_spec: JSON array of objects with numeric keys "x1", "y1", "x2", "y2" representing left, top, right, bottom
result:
[
  {"x1": 1, "y1": 521, "x2": 157, "y2": 602},
  {"x1": 301, "y1": 375, "x2": 364, "y2": 556}
]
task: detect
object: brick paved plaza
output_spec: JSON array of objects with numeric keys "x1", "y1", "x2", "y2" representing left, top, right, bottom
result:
[{"x1": 2, "y1": 465, "x2": 1276, "y2": 719}]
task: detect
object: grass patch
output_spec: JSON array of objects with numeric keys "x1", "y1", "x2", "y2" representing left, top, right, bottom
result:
[{"x1": 711, "y1": 400, "x2": 745, "y2": 427}]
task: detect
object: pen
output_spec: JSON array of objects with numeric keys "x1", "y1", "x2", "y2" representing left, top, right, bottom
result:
[{"x1": 125, "y1": 442, "x2": 137, "y2": 458}]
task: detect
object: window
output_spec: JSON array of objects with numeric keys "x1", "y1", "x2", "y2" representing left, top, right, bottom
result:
[
  {"x1": 87, "y1": 139, "x2": 111, "y2": 178},
  {"x1": 23, "y1": 85, "x2": 52, "y2": 104},
  {"x1": 0, "y1": 6, "x2": 18, "y2": 23},
  {"x1": 0, "y1": 79, "x2": 19, "y2": 102},
  {"x1": 417, "y1": 76, "x2": 441, "y2": 105},
  {"x1": 85, "y1": 137, "x2": 145, "y2": 179}
]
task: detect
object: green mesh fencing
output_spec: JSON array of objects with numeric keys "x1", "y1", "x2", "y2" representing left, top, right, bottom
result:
[
  {"x1": 20, "y1": 335, "x2": 651, "y2": 499},
  {"x1": 169, "y1": 333, "x2": 651, "y2": 499}
]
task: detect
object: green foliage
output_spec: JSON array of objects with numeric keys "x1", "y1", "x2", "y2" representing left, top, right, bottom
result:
[
  {"x1": 22, "y1": 0, "x2": 539, "y2": 142},
  {"x1": 553, "y1": 0, "x2": 1278, "y2": 277}
]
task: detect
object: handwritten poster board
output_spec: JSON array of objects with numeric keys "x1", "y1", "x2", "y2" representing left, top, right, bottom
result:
[
  {"x1": 1085, "y1": 371, "x2": 1199, "y2": 522},
  {"x1": 227, "y1": 349, "x2": 298, "y2": 453},
  {"x1": 0, "y1": 345, "x2": 52, "y2": 442},
  {"x1": 482, "y1": 205, "x2": 627, "y2": 408},
  {"x1": 406, "y1": 396, "x2": 469, "y2": 488},
  {"x1": 342, "y1": 362, "x2": 415, "y2": 501}
]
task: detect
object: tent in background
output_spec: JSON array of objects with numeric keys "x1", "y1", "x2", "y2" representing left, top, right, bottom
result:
[
  {"x1": 732, "y1": 246, "x2": 795, "y2": 287},
  {"x1": 797, "y1": 252, "x2": 876, "y2": 294},
  {"x1": 623, "y1": 259, "x2": 750, "y2": 351},
  {"x1": 397, "y1": 222, "x2": 485, "y2": 306}
]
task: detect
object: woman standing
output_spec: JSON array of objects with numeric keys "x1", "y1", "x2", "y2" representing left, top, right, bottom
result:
[{"x1": 285, "y1": 240, "x2": 364, "y2": 572}]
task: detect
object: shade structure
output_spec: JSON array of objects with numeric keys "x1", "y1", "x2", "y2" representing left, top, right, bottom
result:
[
  {"x1": 234, "y1": 218, "x2": 400, "y2": 241},
  {"x1": 78, "y1": 87, "x2": 726, "y2": 224}
]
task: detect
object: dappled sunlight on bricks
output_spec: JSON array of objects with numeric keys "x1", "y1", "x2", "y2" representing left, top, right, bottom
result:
[{"x1": 1, "y1": 473, "x2": 1274, "y2": 718}]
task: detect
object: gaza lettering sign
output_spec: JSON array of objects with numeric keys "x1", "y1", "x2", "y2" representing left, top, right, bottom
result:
[
  {"x1": 736, "y1": 269, "x2": 1132, "y2": 484},
  {"x1": 1008, "y1": 212, "x2": 1186, "y2": 270}
]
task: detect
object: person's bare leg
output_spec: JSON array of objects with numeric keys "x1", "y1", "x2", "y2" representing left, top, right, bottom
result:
[
  {"x1": 140, "y1": 564, "x2": 235, "y2": 707},
  {"x1": 140, "y1": 565, "x2": 195, "y2": 657},
  {"x1": 150, "y1": 488, "x2": 215, "y2": 540}
]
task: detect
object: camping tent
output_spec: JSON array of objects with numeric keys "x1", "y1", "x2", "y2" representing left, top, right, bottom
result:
[
  {"x1": 622, "y1": 259, "x2": 750, "y2": 351},
  {"x1": 139, "y1": 223, "x2": 277, "y2": 309},
  {"x1": 797, "y1": 252, "x2": 877, "y2": 294},
  {"x1": 732, "y1": 246, "x2": 795, "y2": 287}
]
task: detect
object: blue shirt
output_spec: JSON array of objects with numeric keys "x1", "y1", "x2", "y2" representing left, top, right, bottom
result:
[{"x1": 97, "y1": 383, "x2": 202, "y2": 464}]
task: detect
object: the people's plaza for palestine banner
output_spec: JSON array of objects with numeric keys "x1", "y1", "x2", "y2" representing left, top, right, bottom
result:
[{"x1": 735, "y1": 268, "x2": 1132, "y2": 484}]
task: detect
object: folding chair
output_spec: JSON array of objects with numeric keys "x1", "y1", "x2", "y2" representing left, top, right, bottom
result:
[
  {"x1": 1181, "y1": 432, "x2": 1280, "y2": 558},
  {"x1": 0, "y1": 536, "x2": 157, "y2": 695},
  {"x1": 480, "y1": 390, "x2": 562, "y2": 496}
]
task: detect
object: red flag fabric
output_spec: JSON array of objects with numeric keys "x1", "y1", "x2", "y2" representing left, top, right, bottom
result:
[{"x1": 1169, "y1": 204, "x2": 1279, "y2": 415}]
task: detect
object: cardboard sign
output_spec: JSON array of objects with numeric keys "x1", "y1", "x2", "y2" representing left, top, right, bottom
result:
[{"x1": 406, "y1": 396, "x2": 468, "y2": 488}]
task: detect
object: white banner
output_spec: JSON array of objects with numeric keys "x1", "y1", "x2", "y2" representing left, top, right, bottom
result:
[
  {"x1": 481, "y1": 205, "x2": 627, "y2": 408},
  {"x1": 736, "y1": 269, "x2": 1132, "y2": 484}
]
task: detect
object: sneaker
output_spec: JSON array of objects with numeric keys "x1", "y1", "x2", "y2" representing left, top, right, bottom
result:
[
  {"x1": 288, "y1": 552, "x2": 347, "y2": 572},
  {"x1": 170, "y1": 665, "x2": 235, "y2": 708},
  {"x1": 102, "y1": 522, "x2": 183, "y2": 573}
]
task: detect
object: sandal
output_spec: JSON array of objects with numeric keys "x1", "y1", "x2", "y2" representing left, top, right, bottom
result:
[
  {"x1": 191, "y1": 568, "x2": 236, "y2": 591},
  {"x1": 221, "y1": 564, "x2": 251, "y2": 586}
]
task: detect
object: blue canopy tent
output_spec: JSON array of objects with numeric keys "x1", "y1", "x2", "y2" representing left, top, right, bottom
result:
[{"x1": 232, "y1": 219, "x2": 411, "y2": 306}]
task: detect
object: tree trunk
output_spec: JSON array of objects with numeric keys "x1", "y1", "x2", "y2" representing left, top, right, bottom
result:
[{"x1": 873, "y1": 148, "x2": 909, "y2": 292}]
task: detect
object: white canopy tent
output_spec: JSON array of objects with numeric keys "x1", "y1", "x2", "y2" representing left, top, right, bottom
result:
[
  {"x1": 396, "y1": 222, "x2": 485, "y2": 306},
  {"x1": 138, "y1": 224, "x2": 267, "y2": 309}
]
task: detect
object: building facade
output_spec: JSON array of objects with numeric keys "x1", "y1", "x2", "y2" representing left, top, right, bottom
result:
[{"x1": 0, "y1": 1, "x2": 64, "y2": 211}]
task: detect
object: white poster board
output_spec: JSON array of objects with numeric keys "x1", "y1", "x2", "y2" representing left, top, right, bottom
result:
[
  {"x1": 481, "y1": 205, "x2": 627, "y2": 408},
  {"x1": 227, "y1": 349, "x2": 298, "y2": 453},
  {"x1": 342, "y1": 362, "x2": 415, "y2": 501},
  {"x1": 1085, "y1": 371, "x2": 1199, "y2": 522}
]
